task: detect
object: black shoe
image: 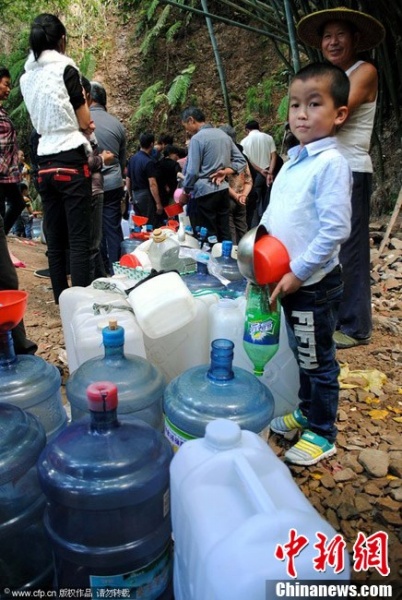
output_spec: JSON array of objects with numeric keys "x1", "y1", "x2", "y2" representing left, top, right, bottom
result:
[{"x1": 34, "y1": 268, "x2": 50, "y2": 279}]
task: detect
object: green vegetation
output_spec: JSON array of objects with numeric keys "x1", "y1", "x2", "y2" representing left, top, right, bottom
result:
[
  {"x1": 131, "y1": 64, "x2": 196, "y2": 133},
  {"x1": 0, "y1": 0, "x2": 398, "y2": 213}
]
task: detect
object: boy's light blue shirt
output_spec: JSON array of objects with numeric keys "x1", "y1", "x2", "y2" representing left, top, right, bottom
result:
[{"x1": 260, "y1": 137, "x2": 352, "y2": 286}]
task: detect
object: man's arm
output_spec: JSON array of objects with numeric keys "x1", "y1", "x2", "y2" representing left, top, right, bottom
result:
[
  {"x1": 347, "y1": 62, "x2": 378, "y2": 115},
  {"x1": 118, "y1": 127, "x2": 127, "y2": 176},
  {"x1": 148, "y1": 177, "x2": 164, "y2": 214},
  {"x1": 126, "y1": 175, "x2": 132, "y2": 197},
  {"x1": 230, "y1": 142, "x2": 246, "y2": 174},
  {"x1": 182, "y1": 137, "x2": 202, "y2": 192},
  {"x1": 267, "y1": 150, "x2": 278, "y2": 185}
]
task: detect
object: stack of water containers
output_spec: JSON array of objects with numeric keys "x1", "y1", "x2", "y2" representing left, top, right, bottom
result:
[{"x1": 32, "y1": 227, "x2": 348, "y2": 599}]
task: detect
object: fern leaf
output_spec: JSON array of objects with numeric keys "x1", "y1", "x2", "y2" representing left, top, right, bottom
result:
[
  {"x1": 166, "y1": 21, "x2": 182, "y2": 43},
  {"x1": 147, "y1": 0, "x2": 160, "y2": 21},
  {"x1": 140, "y1": 5, "x2": 171, "y2": 54},
  {"x1": 167, "y1": 64, "x2": 196, "y2": 108}
]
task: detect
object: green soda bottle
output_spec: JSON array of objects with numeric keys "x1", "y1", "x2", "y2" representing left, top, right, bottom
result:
[{"x1": 243, "y1": 283, "x2": 281, "y2": 376}]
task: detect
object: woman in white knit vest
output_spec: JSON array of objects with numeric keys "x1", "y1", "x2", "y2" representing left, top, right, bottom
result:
[{"x1": 20, "y1": 14, "x2": 93, "y2": 303}]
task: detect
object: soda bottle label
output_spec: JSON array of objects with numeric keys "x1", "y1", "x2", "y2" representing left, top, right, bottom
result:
[{"x1": 243, "y1": 315, "x2": 280, "y2": 346}]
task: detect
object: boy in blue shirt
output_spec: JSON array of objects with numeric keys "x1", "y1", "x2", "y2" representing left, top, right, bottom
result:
[{"x1": 263, "y1": 62, "x2": 352, "y2": 466}]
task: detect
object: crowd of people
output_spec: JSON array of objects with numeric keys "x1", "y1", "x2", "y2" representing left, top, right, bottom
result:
[{"x1": 0, "y1": 7, "x2": 385, "y2": 466}]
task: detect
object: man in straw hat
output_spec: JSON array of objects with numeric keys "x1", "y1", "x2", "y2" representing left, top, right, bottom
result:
[{"x1": 297, "y1": 7, "x2": 385, "y2": 349}]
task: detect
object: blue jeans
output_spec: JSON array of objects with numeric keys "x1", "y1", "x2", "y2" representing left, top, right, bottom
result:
[
  {"x1": 101, "y1": 187, "x2": 124, "y2": 275},
  {"x1": 38, "y1": 161, "x2": 92, "y2": 303},
  {"x1": 281, "y1": 266, "x2": 343, "y2": 443},
  {"x1": 337, "y1": 172, "x2": 372, "y2": 339}
]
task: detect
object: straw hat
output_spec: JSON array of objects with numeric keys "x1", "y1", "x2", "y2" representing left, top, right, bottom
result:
[{"x1": 297, "y1": 7, "x2": 385, "y2": 52}]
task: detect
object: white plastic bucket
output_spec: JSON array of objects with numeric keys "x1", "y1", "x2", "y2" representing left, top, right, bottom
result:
[
  {"x1": 128, "y1": 272, "x2": 197, "y2": 339},
  {"x1": 143, "y1": 294, "x2": 219, "y2": 383},
  {"x1": 171, "y1": 419, "x2": 350, "y2": 600}
]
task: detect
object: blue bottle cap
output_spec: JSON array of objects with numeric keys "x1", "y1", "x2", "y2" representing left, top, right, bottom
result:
[
  {"x1": 222, "y1": 240, "x2": 233, "y2": 255},
  {"x1": 102, "y1": 323, "x2": 125, "y2": 347}
]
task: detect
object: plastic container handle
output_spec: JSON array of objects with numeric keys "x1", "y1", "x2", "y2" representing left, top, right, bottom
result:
[{"x1": 233, "y1": 454, "x2": 276, "y2": 514}]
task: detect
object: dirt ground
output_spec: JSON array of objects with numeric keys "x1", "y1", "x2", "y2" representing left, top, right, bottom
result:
[{"x1": 6, "y1": 232, "x2": 402, "y2": 587}]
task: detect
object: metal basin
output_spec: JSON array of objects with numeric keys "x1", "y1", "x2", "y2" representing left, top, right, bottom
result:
[
  {"x1": 237, "y1": 225, "x2": 267, "y2": 284},
  {"x1": 237, "y1": 225, "x2": 290, "y2": 285}
]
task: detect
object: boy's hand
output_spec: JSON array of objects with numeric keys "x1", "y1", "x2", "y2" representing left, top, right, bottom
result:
[{"x1": 270, "y1": 272, "x2": 303, "y2": 305}]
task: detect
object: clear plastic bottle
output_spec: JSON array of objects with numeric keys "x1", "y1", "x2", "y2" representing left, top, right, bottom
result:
[
  {"x1": 163, "y1": 338, "x2": 274, "y2": 450},
  {"x1": 177, "y1": 213, "x2": 186, "y2": 243},
  {"x1": 243, "y1": 283, "x2": 280, "y2": 376},
  {"x1": 148, "y1": 228, "x2": 182, "y2": 271},
  {"x1": 38, "y1": 382, "x2": 173, "y2": 596}
]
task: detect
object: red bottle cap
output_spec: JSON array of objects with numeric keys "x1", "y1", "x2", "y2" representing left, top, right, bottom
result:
[{"x1": 86, "y1": 382, "x2": 118, "y2": 412}]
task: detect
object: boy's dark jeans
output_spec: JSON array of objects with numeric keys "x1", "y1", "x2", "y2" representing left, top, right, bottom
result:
[
  {"x1": 38, "y1": 163, "x2": 91, "y2": 303},
  {"x1": 282, "y1": 266, "x2": 343, "y2": 444}
]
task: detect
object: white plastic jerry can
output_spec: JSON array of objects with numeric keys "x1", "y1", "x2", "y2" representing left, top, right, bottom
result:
[
  {"x1": 59, "y1": 284, "x2": 145, "y2": 374},
  {"x1": 170, "y1": 419, "x2": 350, "y2": 600}
]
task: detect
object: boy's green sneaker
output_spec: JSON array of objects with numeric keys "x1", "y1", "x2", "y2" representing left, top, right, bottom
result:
[
  {"x1": 284, "y1": 430, "x2": 336, "y2": 466},
  {"x1": 270, "y1": 408, "x2": 308, "y2": 435}
]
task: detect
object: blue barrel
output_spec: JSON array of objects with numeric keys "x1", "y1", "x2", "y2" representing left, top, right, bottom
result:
[
  {"x1": 163, "y1": 339, "x2": 274, "y2": 450},
  {"x1": 0, "y1": 403, "x2": 54, "y2": 589},
  {"x1": 38, "y1": 382, "x2": 173, "y2": 597}
]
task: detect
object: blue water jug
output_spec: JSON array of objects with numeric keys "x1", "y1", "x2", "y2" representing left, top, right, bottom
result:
[
  {"x1": 0, "y1": 403, "x2": 54, "y2": 589},
  {"x1": 38, "y1": 382, "x2": 173, "y2": 596},
  {"x1": 66, "y1": 321, "x2": 165, "y2": 430},
  {"x1": 0, "y1": 325, "x2": 67, "y2": 439},
  {"x1": 215, "y1": 240, "x2": 244, "y2": 282},
  {"x1": 163, "y1": 338, "x2": 274, "y2": 450},
  {"x1": 182, "y1": 254, "x2": 226, "y2": 296}
]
